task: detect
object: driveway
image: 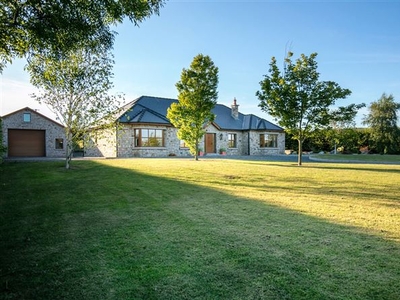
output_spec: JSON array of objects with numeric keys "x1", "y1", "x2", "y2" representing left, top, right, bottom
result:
[
  {"x1": 202, "y1": 154, "x2": 312, "y2": 163},
  {"x1": 4, "y1": 154, "x2": 311, "y2": 163}
]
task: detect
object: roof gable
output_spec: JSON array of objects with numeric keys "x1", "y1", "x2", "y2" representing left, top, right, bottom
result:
[
  {"x1": 118, "y1": 96, "x2": 174, "y2": 125},
  {"x1": 1, "y1": 107, "x2": 65, "y2": 128}
]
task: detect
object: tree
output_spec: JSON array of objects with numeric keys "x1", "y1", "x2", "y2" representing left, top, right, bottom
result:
[
  {"x1": 0, "y1": 0, "x2": 165, "y2": 72},
  {"x1": 363, "y1": 93, "x2": 400, "y2": 154},
  {"x1": 328, "y1": 103, "x2": 365, "y2": 153},
  {"x1": 286, "y1": 127, "x2": 370, "y2": 154},
  {"x1": 167, "y1": 54, "x2": 219, "y2": 161},
  {"x1": 256, "y1": 52, "x2": 352, "y2": 165},
  {"x1": 27, "y1": 47, "x2": 122, "y2": 169}
]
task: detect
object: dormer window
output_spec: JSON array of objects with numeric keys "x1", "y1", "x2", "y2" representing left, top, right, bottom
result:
[{"x1": 23, "y1": 113, "x2": 31, "y2": 122}]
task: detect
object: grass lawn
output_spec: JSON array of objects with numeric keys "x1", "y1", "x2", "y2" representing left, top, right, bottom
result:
[
  {"x1": 311, "y1": 153, "x2": 400, "y2": 163},
  {"x1": 1, "y1": 158, "x2": 399, "y2": 299}
]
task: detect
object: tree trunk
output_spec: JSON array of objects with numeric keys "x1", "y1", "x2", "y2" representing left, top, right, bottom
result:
[
  {"x1": 195, "y1": 140, "x2": 199, "y2": 161},
  {"x1": 297, "y1": 139, "x2": 303, "y2": 166},
  {"x1": 65, "y1": 155, "x2": 70, "y2": 169},
  {"x1": 65, "y1": 142, "x2": 73, "y2": 169},
  {"x1": 65, "y1": 129, "x2": 73, "y2": 169}
]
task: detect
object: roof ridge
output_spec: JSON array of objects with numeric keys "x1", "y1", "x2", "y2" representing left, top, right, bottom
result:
[
  {"x1": 140, "y1": 105, "x2": 170, "y2": 122},
  {"x1": 141, "y1": 95, "x2": 178, "y2": 101},
  {"x1": 114, "y1": 97, "x2": 142, "y2": 120},
  {"x1": 243, "y1": 113, "x2": 283, "y2": 130},
  {"x1": 136, "y1": 109, "x2": 146, "y2": 122}
]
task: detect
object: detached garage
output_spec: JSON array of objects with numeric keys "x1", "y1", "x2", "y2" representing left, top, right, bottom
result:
[
  {"x1": 8, "y1": 129, "x2": 46, "y2": 157},
  {"x1": 1, "y1": 108, "x2": 66, "y2": 158}
]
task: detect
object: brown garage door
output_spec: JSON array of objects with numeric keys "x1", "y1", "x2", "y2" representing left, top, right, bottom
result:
[{"x1": 8, "y1": 129, "x2": 45, "y2": 157}]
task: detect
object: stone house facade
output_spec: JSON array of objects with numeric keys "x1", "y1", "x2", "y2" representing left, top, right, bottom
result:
[
  {"x1": 85, "y1": 96, "x2": 285, "y2": 158},
  {"x1": 1, "y1": 107, "x2": 66, "y2": 158}
]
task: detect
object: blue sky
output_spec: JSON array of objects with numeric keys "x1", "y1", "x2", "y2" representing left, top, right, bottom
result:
[{"x1": 1, "y1": 1, "x2": 400, "y2": 126}]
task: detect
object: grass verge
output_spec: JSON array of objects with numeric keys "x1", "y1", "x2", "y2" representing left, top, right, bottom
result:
[
  {"x1": 1, "y1": 159, "x2": 399, "y2": 299},
  {"x1": 311, "y1": 153, "x2": 400, "y2": 163}
]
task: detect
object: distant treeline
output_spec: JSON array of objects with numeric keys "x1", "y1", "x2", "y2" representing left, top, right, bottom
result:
[{"x1": 285, "y1": 127, "x2": 400, "y2": 155}]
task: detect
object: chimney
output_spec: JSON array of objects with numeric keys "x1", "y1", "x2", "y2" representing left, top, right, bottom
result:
[{"x1": 231, "y1": 97, "x2": 239, "y2": 120}]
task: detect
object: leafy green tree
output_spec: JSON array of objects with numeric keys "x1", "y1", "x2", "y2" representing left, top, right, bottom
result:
[
  {"x1": 357, "y1": 128, "x2": 373, "y2": 153},
  {"x1": 287, "y1": 127, "x2": 370, "y2": 155},
  {"x1": 256, "y1": 52, "x2": 352, "y2": 165},
  {"x1": 27, "y1": 47, "x2": 122, "y2": 169},
  {"x1": 167, "y1": 54, "x2": 219, "y2": 161},
  {"x1": 0, "y1": 0, "x2": 165, "y2": 72},
  {"x1": 328, "y1": 103, "x2": 365, "y2": 153},
  {"x1": 363, "y1": 93, "x2": 400, "y2": 154},
  {"x1": 307, "y1": 129, "x2": 331, "y2": 152},
  {"x1": 335, "y1": 128, "x2": 363, "y2": 154}
]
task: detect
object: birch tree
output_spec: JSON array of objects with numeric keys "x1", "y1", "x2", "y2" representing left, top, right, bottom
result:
[{"x1": 27, "y1": 48, "x2": 122, "y2": 169}]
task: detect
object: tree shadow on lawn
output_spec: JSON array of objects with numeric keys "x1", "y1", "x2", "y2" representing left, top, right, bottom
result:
[{"x1": 1, "y1": 160, "x2": 400, "y2": 300}]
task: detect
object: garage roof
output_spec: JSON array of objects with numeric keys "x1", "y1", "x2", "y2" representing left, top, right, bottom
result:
[{"x1": 1, "y1": 107, "x2": 64, "y2": 128}]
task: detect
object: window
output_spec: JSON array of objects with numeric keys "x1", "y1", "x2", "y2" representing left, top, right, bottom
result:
[
  {"x1": 135, "y1": 129, "x2": 164, "y2": 147},
  {"x1": 180, "y1": 140, "x2": 188, "y2": 148},
  {"x1": 228, "y1": 133, "x2": 237, "y2": 148},
  {"x1": 23, "y1": 113, "x2": 31, "y2": 122},
  {"x1": 55, "y1": 138, "x2": 64, "y2": 149},
  {"x1": 260, "y1": 134, "x2": 278, "y2": 148}
]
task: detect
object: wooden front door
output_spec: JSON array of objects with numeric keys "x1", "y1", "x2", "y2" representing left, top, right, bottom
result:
[{"x1": 205, "y1": 133, "x2": 216, "y2": 154}]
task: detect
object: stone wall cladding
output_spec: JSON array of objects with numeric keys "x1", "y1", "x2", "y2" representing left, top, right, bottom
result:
[
  {"x1": 84, "y1": 127, "x2": 117, "y2": 157},
  {"x1": 84, "y1": 123, "x2": 286, "y2": 158},
  {"x1": 206, "y1": 126, "x2": 246, "y2": 155},
  {"x1": 2, "y1": 108, "x2": 66, "y2": 157},
  {"x1": 116, "y1": 124, "x2": 191, "y2": 158},
  {"x1": 203, "y1": 126, "x2": 287, "y2": 156},
  {"x1": 248, "y1": 131, "x2": 285, "y2": 155}
]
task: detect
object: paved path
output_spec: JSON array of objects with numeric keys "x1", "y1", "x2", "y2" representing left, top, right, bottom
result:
[
  {"x1": 3, "y1": 154, "x2": 309, "y2": 163},
  {"x1": 5, "y1": 155, "x2": 398, "y2": 165},
  {"x1": 202, "y1": 154, "x2": 311, "y2": 163}
]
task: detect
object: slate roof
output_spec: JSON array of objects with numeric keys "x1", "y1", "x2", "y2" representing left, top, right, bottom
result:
[{"x1": 117, "y1": 96, "x2": 283, "y2": 131}]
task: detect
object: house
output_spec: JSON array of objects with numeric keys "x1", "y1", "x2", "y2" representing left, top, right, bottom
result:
[
  {"x1": 85, "y1": 96, "x2": 285, "y2": 158},
  {"x1": 1, "y1": 107, "x2": 66, "y2": 158}
]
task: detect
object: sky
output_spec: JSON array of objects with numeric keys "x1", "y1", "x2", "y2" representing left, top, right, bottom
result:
[{"x1": 1, "y1": 0, "x2": 400, "y2": 126}]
